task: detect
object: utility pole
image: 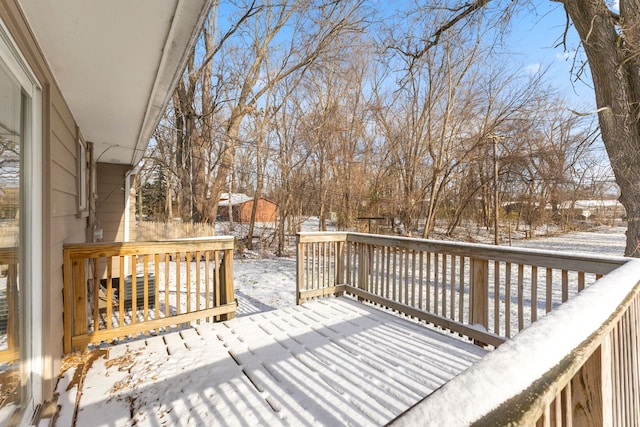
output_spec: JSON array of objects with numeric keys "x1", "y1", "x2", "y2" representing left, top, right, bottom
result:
[
  {"x1": 491, "y1": 135, "x2": 501, "y2": 245},
  {"x1": 228, "y1": 168, "x2": 234, "y2": 228}
]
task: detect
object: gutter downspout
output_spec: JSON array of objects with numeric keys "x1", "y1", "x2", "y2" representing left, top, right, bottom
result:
[
  {"x1": 124, "y1": 165, "x2": 141, "y2": 243},
  {"x1": 123, "y1": 165, "x2": 141, "y2": 277}
]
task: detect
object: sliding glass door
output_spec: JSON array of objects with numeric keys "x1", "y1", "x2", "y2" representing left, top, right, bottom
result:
[{"x1": 0, "y1": 22, "x2": 41, "y2": 425}]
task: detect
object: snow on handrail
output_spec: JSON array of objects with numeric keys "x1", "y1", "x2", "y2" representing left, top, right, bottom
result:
[{"x1": 388, "y1": 258, "x2": 640, "y2": 426}]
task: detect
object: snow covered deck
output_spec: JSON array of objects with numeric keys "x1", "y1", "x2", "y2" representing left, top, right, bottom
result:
[
  {"x1": 56, "y1": 297, "x2": 486, "y2": 426},
  {"x1": 54, "y1": 229, "x2": 640, "y2": 425}
]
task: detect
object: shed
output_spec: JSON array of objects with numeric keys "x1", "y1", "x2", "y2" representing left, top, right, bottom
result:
[{"x1": 218, "y1": 194, "x2": 278, "y2": 223}]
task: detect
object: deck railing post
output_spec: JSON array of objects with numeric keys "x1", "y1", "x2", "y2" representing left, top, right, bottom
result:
[
  {"x1": 335, "y1": 241, "x2": 344, "y2": 297},
  {"x1": 72, "y1": 257, "x2": 88, "y2": 352},
  {"x1": 357, "y1": 243, "x2": 369, "y2": 301},
  {"x1": 296, "y1": 235, "x2": 305, "y2": 304},
  {"x1": 63, "y1": 249, "x2": 72, "y2": 354},
  {"x1": 470, "y1": 257, "x2": 489, "y2": 332},
  {"x1": 220, "y1": 247, "x2": 235, "y2": 320},
  {"x1": 569, "y1": 339, "x2": 610, "y2": 425}
]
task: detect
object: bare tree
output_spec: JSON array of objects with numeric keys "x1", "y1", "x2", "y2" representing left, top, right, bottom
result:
[
  {"x1": 166, "y1": 2, "x2": 259, "y2": 222},
  {"x1": 394, "y1": 0, "x2": 640, "y2": 254},
  {"x1": 205, "y1": 0, "x2": 366, "y2": 227},
  {"x1": 374, "y1": 8, "x2": 546, "y2": 238},
  {"x1": 271, "y1": 81, "x2": 313, "y2": 255}
]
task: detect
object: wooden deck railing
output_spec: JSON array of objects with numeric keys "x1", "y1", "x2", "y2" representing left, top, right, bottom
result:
[
  {"x1": 389, "y1": 258, "x2": 640, "y2": 426},
  {"x1": 296, "y1": 232, "x2": 627, "y2": 346},
  {"x1": 297, "y1": 232, "x2": 639, "y2": 424},
  {"x1": 63, "y1": 237, "x2": 236, "y2": 353},
  {"x1": 0, "y1": 247, "x2": 19, "y2": 363}
]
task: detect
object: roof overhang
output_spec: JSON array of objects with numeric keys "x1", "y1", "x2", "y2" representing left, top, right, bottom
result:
[{"x1": 19, "y1": 0, "x2": 211, "y2": 165}]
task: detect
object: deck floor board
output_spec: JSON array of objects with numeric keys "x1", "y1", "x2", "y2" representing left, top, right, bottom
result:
[{"x1": 67, "y1": 297, "x2": 486, "y2": 426}]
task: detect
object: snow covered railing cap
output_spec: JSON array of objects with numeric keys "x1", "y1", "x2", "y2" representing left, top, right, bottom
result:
[
  {"x1": 387, "y1": 258, "x2": 640, "y2": 426},
  {"x1": 298, "y1": 231, "x2": 627, "y2": 275}
]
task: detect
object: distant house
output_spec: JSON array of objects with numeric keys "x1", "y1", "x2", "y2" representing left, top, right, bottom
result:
[
  {"x1": 557, "y1": 199, "x2": 626, "y2": 220},
  {"x1": 504, "y1": 199, "x2": 626, "y2": 221},
  {"x1": 218, "y1": 193, "x2": 278, "y2": 223}
]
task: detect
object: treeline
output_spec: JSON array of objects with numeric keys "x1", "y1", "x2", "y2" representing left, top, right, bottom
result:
[{"x1": 139, "y1": 1, "x2": 613, "y2": 254}]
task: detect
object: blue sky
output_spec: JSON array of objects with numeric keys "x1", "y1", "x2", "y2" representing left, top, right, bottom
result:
[
  {"x1": 508, "y1": 1, "x2": 617, "y2": 111},
  {"x1": 215, "y1": 1, "x2": 599, "y2": 111},
  {"x1": 506, "y1": 1, "x2": 618, "y2": 181}
]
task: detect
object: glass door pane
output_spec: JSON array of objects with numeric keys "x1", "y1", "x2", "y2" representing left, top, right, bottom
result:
[{"x1": 0, "y1": 52, "x2": 24, "y2": 423}]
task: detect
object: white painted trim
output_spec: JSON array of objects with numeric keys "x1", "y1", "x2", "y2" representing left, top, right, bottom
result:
[
  {"x1": 0, "y1": 15, "x2": 43, "y2": 426},
  {"x1": 124, "y1": 170, "x2": 132, "y2": 243},
  {"x1": 0, "y1": 25, "x2": 33, "y2": 95},
  {"x1": 28, "y1": 87, "x2": 43, "y2": 409},
  {"x1": 124, "y1": 164, "x2": 142, "y2": 245},
  {"x1": 77, "y1": 138, "x2": 87, "y2": 212},
  {"x1": 131, "y1": 0, "x2": 213, "y2": 165}
]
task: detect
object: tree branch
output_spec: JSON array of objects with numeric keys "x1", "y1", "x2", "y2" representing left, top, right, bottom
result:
[{"x1": 402, "y1": 0, "x2": 492, "y2": 60}]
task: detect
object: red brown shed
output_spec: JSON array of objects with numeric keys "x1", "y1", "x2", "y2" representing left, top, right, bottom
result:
[{"x1": 218, "y1": 195, "x2": 278, "y2": 223}]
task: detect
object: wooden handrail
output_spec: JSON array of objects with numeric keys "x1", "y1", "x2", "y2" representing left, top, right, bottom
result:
[
  {"x1": 344, "y1": 232, "x2": 626, "y2": 275},
  {"x1": 63, "y1": 237, "x2": 235, "y2": 258},
  {"x1": 63, "y1": 237, "x2": 236, "y2": 353},
  {"x1": 388, "y1": 259, "x2": 640, "y2": 426},
  {"x1": 0, "y1": 246, "x2": 18, "y2": 264}
]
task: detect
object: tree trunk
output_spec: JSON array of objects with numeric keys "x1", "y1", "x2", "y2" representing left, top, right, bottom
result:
[
  {"x1": 247, "y1": 140, "x2": 263, "y2": 250},
  {"x1": 208, "y1": 115, "x2": 242, "y2": 227},
  {"x1": 247, "y1": 110, "x2": 270, "y2": 251},
  {"x1": 173, "y1": 89, "x2": 193, "y2": 222},
  {"x1": 562, "y1": 0, "x2": 640, "y2": 256},
  {"x1": 277, "y1": 197, "x2": 289, "y2": 257}
]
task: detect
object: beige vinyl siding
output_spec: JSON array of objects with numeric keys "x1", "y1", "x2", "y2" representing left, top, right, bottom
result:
[
  {"x1": 95, "y1": 163, "x2": 135, "y2": 280},
  {"x1": 1, "y1": 0, "x2": 87, "y2": 398},
  {"x1": 50, "y1": 94, "x2": 86, "y2": 241},
  {"x1": 96, "y1": 163, "x2": 135, "y2": 243},
  {"x1": 50, "y1": 164, "x2": 78, "y2": 212},
  {"x1": 49, "y1": 133, "x2": 76, "y2": 179},
  {"x1": 49, "y1": 184, "x2": 78, "y2": 217}
]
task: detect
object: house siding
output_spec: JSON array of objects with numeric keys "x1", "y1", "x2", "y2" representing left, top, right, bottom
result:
[
  {"x1": 96, "y1": 163, "x2": 136, "y2": 243},
  {"x1": 1, "y1": 0, "x2": 88, "y2": 400}
]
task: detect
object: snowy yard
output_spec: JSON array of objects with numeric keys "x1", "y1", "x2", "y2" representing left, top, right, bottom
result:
[
  {"x1": 52, "y1": 226, "x2": 628, "y2": 426},
  {"x1": 509, "y1": 225, "x2": 627, "y2": 256},
  {"x1": 233, "y1": 256, "x2": 297, "y2": 316}
]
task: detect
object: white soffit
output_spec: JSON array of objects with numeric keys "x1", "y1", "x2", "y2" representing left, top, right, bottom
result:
[{"x1": 19, "y1": 0, "x2": 210, "y2": 165}]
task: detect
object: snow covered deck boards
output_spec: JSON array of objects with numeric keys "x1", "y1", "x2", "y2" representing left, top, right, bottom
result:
[{"x1": 61, "y1": 297, "x2": 487, "y2": 426}]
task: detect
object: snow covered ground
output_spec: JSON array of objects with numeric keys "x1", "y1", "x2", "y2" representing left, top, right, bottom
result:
[
  {"x1": 233, "y1": 255, "x2": 297, "y2": 316},
  {"x1": 52, "y1": 225, "x2": 628, "y2": 426},
  {"x1": 509, "y1": 225, "x2": 627, "y2": 256}
]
